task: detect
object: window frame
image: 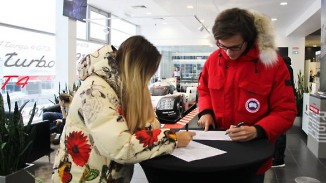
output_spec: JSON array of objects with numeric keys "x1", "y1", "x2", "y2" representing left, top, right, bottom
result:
[{"x1": 87, "y1": 5, "x2": 110, "y2": 44}]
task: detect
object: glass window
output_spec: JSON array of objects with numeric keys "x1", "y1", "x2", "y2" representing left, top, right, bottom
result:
[
  {"x1": 0, "y1": 0, "x2": 55, "y2": 33},
  {"x1": 111, "y1": 17, "x2": 137, "y2": 47},
  {"x1": 0, "y1": 25, "x2": 56, "y2": 122},
  {"x1": 87, "y1": 6, "x2": 109, "y2": 43},
  {"x1": 0, "y1": 3, "x2": 111, "y2": 123},
  {"x1": 0, "y1": 24, "x2": 105, "y2": 122}
]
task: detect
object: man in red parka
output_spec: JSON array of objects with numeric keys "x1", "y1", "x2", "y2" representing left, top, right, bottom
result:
[{"x1": 197, "y1": 8, "x2": 297, "y2": 183}]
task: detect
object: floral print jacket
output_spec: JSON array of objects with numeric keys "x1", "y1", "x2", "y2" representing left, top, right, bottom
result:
[{"x1": 52, "y1": 45, "x2": 177, "y2": 183}]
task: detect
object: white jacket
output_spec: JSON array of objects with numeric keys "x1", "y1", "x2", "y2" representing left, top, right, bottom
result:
[{"x1": 52, "y1": 45, "x2": 177, "y2": 183}]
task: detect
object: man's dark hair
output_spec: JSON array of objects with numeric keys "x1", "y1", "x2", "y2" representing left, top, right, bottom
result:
[{"x1": 212, "y1": 8, "x2": 258, "y2": 53}]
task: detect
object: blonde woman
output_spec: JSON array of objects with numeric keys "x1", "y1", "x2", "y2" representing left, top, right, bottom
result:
[{"x1": 52, "y1": 35, "x2": 195, "y2": 183}]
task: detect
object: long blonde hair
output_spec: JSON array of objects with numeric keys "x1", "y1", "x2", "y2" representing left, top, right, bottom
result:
[{"x1": 116, "y1": 36, "x2": 161, "y2": 133}]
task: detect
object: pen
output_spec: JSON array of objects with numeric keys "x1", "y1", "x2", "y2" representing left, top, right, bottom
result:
[
  {"x1": 185, "y1": 123, "x2": 189, "y2": 131},
  {"x1": 225, "y1": 122, "x2": 245, "y2": 135}
]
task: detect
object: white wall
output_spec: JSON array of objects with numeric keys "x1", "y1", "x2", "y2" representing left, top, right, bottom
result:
[{"x1": 140, "y1": 24, "x2": 216, "y2": 46}]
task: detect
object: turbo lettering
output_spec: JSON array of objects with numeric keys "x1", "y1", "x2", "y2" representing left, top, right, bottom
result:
[
  {"x1": 3, "y1": 52, "x2": 55, "y2": 68},
  {"x1": 1, "y1": 75, "x2": 29, "y2": 89}
]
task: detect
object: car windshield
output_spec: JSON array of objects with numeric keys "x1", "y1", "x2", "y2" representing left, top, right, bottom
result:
[{"x1": 150, "y1": 86, "x2": 170, "y2": 96}]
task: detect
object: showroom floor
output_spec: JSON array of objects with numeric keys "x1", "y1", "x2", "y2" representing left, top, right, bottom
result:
[{"x1": 33, "y1": 116, "x2": 326, "y2": 183}]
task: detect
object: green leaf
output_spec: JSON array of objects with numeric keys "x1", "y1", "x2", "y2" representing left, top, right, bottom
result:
[
  {"x1": 0, "y1": 92, "x2": 37, "y2": 176},
  {"x1": 19, "y1": 100, "x2": 30, "y2": 113},
  {"x1": 295, "y1": 70, "x2": 310, "y2": 116},
  {"x1": 1, "y1": 142, "x2": 6, "y2": 149}
]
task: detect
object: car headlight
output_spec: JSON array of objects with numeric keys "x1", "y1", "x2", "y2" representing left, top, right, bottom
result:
[{"x1": 156, "y1": 97, "x2": 175, "y2": 110}]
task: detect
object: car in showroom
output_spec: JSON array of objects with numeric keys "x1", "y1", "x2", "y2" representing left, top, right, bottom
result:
[{"x1": 150, "y1": 79, "x2": 197, "y2": 124}]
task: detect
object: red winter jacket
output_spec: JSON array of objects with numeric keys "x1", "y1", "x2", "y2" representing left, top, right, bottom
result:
[{"x1": 198, "y1": 45, "x2": 297, "y2": 174}]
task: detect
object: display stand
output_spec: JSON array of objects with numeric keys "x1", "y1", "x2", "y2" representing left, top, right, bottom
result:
[
  {"x1": 307, "y1": 93, "x2": 326, "y2": 158},
  {"x1": 302, "y1": 93, "x2": 310, "y2": 134}
]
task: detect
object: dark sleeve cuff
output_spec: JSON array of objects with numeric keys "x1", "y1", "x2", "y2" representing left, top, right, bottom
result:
[
  {"x1": 254, "y1": 125, "x2": 267, "y2": 139},
  {"x1": 198, "y1": 109, "x2": 214, "y2": 119}
]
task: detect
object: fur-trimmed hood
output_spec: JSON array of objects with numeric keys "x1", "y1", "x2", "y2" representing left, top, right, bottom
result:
[{"x1": 250, "y1": 10, "x2": 278, "y2": 67}]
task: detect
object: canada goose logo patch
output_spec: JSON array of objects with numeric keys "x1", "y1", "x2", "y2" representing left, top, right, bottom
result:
[{"x1": 245, "y1": 98, "x2": 260, "y2": 113}]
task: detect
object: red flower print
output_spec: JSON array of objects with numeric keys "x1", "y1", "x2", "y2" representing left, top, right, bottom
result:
[
  {"x1": 61, "y1": 171, "x2": 72, "y2": 183},
  {"x1": 135, "y1": 129, "x2": 161, "y2": 147},
  {"x1": 65, "y1": 131, "x2": 91, "y2": 166},
  {"x1": 117, "y1": 107, "x2": 123, "y2": 115}
]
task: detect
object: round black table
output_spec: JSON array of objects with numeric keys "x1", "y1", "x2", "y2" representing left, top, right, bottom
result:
[{"x1": 140, "y1": 138, "x2": 274, "y2": 183}]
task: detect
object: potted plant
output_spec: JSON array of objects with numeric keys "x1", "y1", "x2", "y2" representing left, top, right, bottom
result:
[
  {"x1": 0, "y1": 92, "x2": 37, "y2": 183},
  {"x1": 49, "y1": 81, "x2": 81, "y2": 105},
  {"x1": 295, "y1": 70, "x2": 309, "y2": 116}
]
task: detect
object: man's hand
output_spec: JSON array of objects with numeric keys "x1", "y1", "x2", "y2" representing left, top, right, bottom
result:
[
  {"x1": 226, "y1": 125, "x2": 257, "y2": 142},
  {"x1": 197, "y1": 114, "x2": 215, "y2": 131},
  {"x1": 55, "y1": 119, "x2": 63, "y2": 125}
]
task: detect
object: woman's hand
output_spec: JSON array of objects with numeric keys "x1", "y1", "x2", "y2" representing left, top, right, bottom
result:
[
  {"x1": 175, "y1": 131, "x2": 196, "y2": 147},
  {"x1": 55, "y1": 119, "x2": 63, "y2": 125}
]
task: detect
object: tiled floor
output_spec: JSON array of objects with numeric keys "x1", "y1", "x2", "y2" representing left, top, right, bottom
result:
[
  {"x1": 264, "y1": 126, "x2": 326, "y2": 183},
  {"x1": 32, "y1": 118, "x2": 326, "y2": 183}
]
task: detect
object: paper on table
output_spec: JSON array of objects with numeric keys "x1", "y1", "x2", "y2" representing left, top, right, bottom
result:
[
  {"x1": 171, "y1": 141, "x2": 227, "y2": 162},
  {"x1": 191, "y1": 130, "x2": 232, "y2": 141}
]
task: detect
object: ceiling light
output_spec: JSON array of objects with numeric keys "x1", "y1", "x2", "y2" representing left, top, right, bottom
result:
[
  {"x1": 153, "y1": 17, "x2": 165, "y2": 20},
  {"x1": 280, "y1": 2, "x2": 288, "y2": 6},
  {"x1": 271, "y1": 18, "x2": 278, "y2": 21},
  {"x1": 131, "y1": 5, "x2": 147, "y2": 9},
  {"x1": 187, "y1": 5, "x2": 194, "y2": 9},
  {"x1": 194, "y1": 15, "x2": 211, "y2": 34}
]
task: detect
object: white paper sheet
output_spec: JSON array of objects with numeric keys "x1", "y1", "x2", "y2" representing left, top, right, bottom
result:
[
  {"x1": 171, "y1": 141, "x2": 227, "y2": 162},
  {"x1": 189, "y1": 130, "x2": 232, "y2": 141}
]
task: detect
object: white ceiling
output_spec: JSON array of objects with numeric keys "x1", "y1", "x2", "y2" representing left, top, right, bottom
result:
[{"x1": 87, "y1": 0, "x2": 321, "y2": 47}]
